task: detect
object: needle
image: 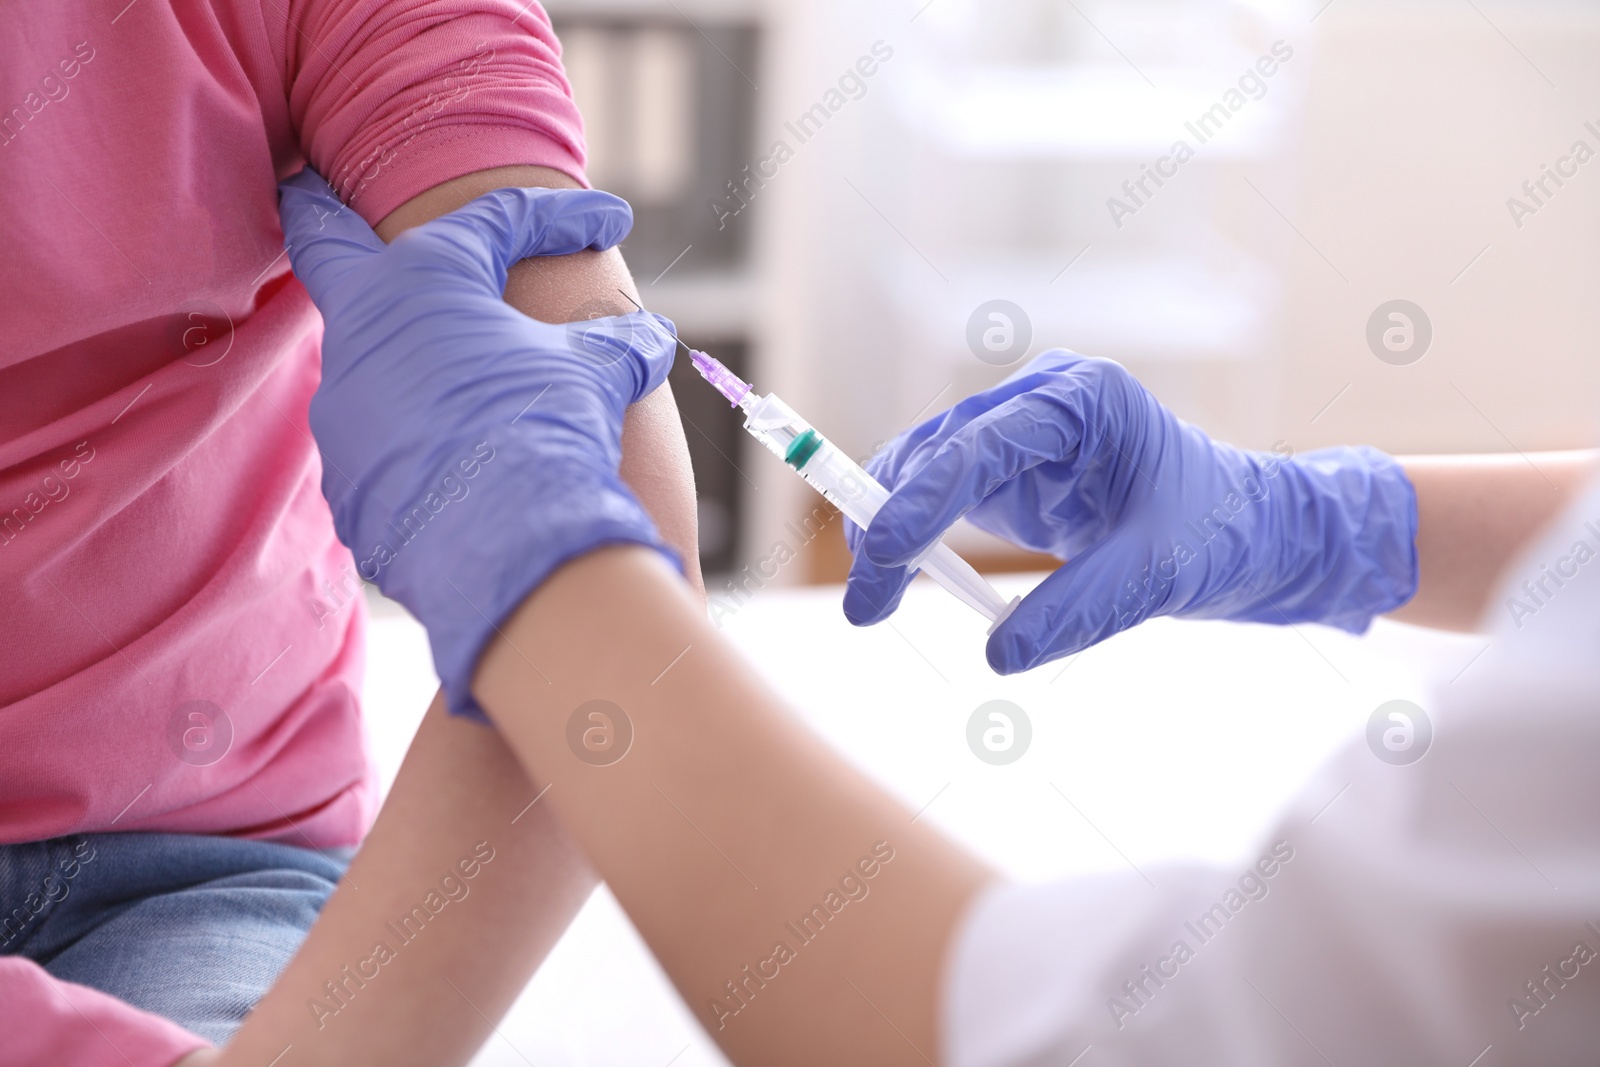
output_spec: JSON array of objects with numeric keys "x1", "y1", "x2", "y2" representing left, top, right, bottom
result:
[{"x1": 616, "y1": 289, "x2": 697, "y2": 358}]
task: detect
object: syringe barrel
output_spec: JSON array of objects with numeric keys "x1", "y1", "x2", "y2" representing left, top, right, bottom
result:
[
  {"x1": 790, "y1": 432, "x2": 1014, "y2": 626},
  {"x1": 918, "y1": 542, "x2": 1016, "y2": 626},
  {"x1": 736, "y1": 391, "x2": 1018, "y2": 629},
  {"x1": 789, "y1": 433, "x2": 889, "y2": 528}
]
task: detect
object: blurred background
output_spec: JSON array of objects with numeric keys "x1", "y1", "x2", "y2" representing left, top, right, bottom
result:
[{"x1": 543, "y1": 0, "x2": 1600, "y2": 597}]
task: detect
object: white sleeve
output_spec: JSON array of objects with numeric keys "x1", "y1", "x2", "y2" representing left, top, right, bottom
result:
[{"x1": 943, "y1": 478, "x2": 1600, "y2": 1067}]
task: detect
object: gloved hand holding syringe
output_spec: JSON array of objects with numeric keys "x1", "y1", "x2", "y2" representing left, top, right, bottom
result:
[
  {"x1": 695, "y1": 348, "x2": 1021, "y2": 629},
  {"x1": 616, "y1": 294, "x2": 1019, "y2": 630}
]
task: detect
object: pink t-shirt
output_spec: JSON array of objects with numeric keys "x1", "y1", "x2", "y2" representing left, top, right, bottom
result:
[{"x1": 0, "y1": 2, "x2": 584, "y2": 1060}]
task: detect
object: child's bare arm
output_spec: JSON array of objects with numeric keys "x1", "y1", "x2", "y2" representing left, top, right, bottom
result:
[
  {"x1": 473, "y1": 546, "x2": 995, "y2": 1066},
  {"x1": 222, "y1": 544, "x2": 991, "y2": 1067},
  {"x1": 213, "y1": 695, "x2": 592, "y2": 1066}
]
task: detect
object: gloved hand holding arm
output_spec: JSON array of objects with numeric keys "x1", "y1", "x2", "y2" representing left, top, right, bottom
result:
[
  {"x1": 217, "y1": 172, "x2": 688, "y2": 1067},
  {"x1": 845, "y1": 350, "x2": 1420, "y2": 672},
  {"x1": 278, "y1": 169, "x2": 679, "y2": 717}
]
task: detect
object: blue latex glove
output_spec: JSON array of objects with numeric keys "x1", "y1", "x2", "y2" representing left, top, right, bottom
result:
[
  {"x1": 844, "y1": 350, "x2": 1418, "y2": 673},
  {"x1": 279, "y1": 168, "x2": 680, "y2": 719}
]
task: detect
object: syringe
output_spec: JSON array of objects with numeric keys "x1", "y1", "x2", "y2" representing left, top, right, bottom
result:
[{"x1": 687, "y1": 348, "x2": 1020, "y2": 631}]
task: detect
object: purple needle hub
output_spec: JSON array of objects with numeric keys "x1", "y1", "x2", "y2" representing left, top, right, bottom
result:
[{"x1": 689, "y1": 348, "x2": 751, "y2": 408}]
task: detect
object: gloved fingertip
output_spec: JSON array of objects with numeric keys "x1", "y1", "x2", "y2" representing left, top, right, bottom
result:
[
  {"x1": 843, "y1": 558, "x2": 911, "y2": 625},
  {"x1": 985, "y1": 631, "x2": 1027, "y2": 674},
  {"x1": 613, "y1": 312, "x2": 678, "y2": 364},
  {"x1": 451, "y1": 187, "x2": 635, "y2": 264},
  {"x1": 565, "y1": 189, "x2": 634, "y2": 250},
  {"x1": 841, "y1": 586, "x2": 884, "y2": 627},
  {"x1": 860, "y1": 521, "x2": 919, "y2": 569}
]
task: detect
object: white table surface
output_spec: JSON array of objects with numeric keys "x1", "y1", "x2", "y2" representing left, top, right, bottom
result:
[{"x1": 359, "y1": 575, "x2": 1486, "y2": 1067}]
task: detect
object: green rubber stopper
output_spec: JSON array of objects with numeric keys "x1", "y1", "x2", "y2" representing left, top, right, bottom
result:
[{"x1": 784, "y1": 428, "x2": 824, "y2": 470}]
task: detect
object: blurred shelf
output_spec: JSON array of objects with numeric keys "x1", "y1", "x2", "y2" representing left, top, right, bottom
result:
[
  {"x1": 548, "y1": 5, "x2": 766, "y2": 577},
  {"x1": 555, "y1": 18, "x2": 759, "y2": 278}
]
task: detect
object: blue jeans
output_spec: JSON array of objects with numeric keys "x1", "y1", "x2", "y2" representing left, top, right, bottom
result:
[{"x1": 1, "y1": 832, "x2": 351, "y2": 1044}]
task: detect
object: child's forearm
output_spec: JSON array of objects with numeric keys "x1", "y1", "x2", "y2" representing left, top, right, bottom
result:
[
  {"x1": 216, "y1": 694, "x2": 595, "y2": 1066},
  {"x1": 473, "y1": 546, "x2": 995, "y2": 1066}
]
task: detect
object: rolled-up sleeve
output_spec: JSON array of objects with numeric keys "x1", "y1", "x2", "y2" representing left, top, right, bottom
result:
[{"x1": 277, "y1": 0, "x2": 587, "y2": 224}]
